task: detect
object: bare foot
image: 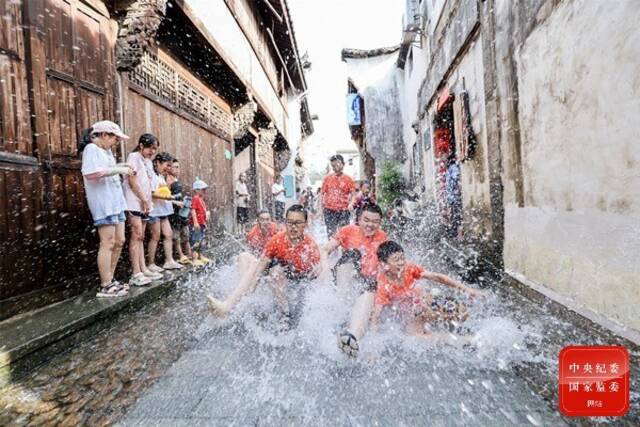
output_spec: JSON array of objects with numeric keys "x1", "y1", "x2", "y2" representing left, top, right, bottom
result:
[{"x1": 207, "y1": 295, "x2": 228, "y2": 318}]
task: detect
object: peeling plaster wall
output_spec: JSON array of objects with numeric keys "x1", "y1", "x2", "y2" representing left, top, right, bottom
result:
[
  {"x1": 443, "y1": 37, "x2": 492, "y2": 238},
  {"x1": 345, "y1": 54, "x2": 405, "y2": 176},
  {"x1": 506, "y1": 0, "x2": 640, "y2": 331}
]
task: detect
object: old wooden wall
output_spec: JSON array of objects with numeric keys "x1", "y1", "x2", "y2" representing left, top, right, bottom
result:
[
  {"x1": 0, "y1": 1, "x2": 235, "y2": 319},
  {"x1": 0, "y1": 0, "x2": 117, "y2": 319},
  {"x1": 124, "y1": 48, "x2": 235, "y2": 230}
]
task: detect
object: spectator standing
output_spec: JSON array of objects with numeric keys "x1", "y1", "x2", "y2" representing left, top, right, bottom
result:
[
  {"x1": 80, "y1": 121, "x2": 132, "y2": 298},
  {"x1": 167, "y1": 158, "x2": 191, "y2": 264},
  {"x1": 148, "y1": 152, "x2": 183, "y2": 272},
  {"x1": 235, "y1": 172, "x2": 251, "y2": 235},
  {"x1": 445, "y1": 153, "x2": 463, "y2": 239},
  {"x1": 320, "y1": 154, "x2": 356, "y2": 237},
  {"x1": 122, "y1": 133, "x2": 163, "y2": 286},
  {"x1": 190, "y1": 178, "x2": 210, "y2": 266},
  {"x1": 272, "y1": 175, "x2": 286, "y2": 222}
]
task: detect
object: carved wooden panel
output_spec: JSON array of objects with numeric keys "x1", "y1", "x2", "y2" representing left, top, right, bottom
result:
[{"x1": 129, "y1": 51, "x2": 233, "y2": 137}]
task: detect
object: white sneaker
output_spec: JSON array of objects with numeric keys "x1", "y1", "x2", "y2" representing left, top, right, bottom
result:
[
  {"x1": 130, "y1": 273, "x2": 152, "y2": 287},
  {"x1": 148, "y1": 264, "x2": 165, "y2": 273},
  {"x1": 143, "y1": 269, "x2": 163, "y2": 280},
  {"x1": 162, "y1": 260, "x2": 184, "y2": 270}
]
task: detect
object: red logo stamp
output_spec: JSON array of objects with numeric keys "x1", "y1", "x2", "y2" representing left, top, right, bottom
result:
[{"x1": 559, "y1": 346, "x2": 630, "y2": 417}]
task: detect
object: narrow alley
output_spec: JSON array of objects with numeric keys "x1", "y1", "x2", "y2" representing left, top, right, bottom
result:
[{"x1": 0, "y1": 0, "x2": 638, "y2": 426}]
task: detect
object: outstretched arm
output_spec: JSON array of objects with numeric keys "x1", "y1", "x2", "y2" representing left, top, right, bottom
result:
[{"x1": 421, "y1": 271, "x2": 482, "y2": 298}]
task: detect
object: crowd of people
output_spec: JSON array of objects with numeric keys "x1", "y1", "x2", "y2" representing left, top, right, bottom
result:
[
  {"x1": 208, "y1": 153, "x2": 483, "y2": 357},
  {"x1": 81, "y1": 121, "x2": 210, "y2": 299},
  {"x1": 81, "y1": 121, "x2": 481, "y2": 356}
]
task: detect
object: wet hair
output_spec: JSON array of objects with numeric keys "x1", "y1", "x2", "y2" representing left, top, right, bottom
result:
[
  {"x1": 154, "y1": 152, "x2": 173, "y2": 163},
  {"x1": 377, "y1": 241, "x2": 404, "y2": 262},
  {"x1": 257, "y1": 209, "x2": 271, "y2": 217},
  {"x1": 78, "y1": 127, "x2": 94, "y2": 153},
  {"x1": 152, "y1": 152, "x2": 173, "y2": 174},
  {"x1": 330, "y1": 154, "x2": 344, "y2": 164},
  {"x1": 361, "y1": 203, "x2": 383, "y2": 217},
  {"x1": 285, "y1": 204, "x2": 308, "y2": 221},
  {"x1": 133, "y1": 133, "x2": 159, "y2": 152}
]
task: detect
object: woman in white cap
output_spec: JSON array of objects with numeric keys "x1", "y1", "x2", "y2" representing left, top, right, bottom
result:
[
  {"x1": 80, "y1": 121, "x2": 132, "y2": 297},
  {"x1": 122, "y1": 133, "x2": 164, "y2": 286}
]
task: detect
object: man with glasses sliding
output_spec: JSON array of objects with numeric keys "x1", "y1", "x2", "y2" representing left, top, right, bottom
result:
[
  {"x1": 207, "y1": 204, "x2": 324, "y2": 328},
  {"x1": 321, "y1": 203, "x2": 388, "y2": 357}
]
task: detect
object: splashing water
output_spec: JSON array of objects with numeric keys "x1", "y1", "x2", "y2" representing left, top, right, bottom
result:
[{"x1": 161, "y1": 219, "x2": 566, "y2": 425}]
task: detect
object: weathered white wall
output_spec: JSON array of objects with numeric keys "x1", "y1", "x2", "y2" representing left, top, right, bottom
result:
[
  {"x1": 443, "y1": 36, "x2": 492, "y2": 237},
  {"x1": 508, "y1": 0, "x2": 640, "y2": 331},
  {"x1": 420, "y1": 35, "x2": 492, "y2": 236},
  {"x1": 400, "y1": 44, "x2": 429, "y2": 183}
]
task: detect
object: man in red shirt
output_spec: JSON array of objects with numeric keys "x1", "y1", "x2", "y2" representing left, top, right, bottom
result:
[
  {"x1": 320, "y1": 154, "x2": 356, "y2": 237},
  {"x1": 233, "y1": 209, "x2": 280, "y2": 282},
  {"x1": 322, "y1": 203, "x2": 387, "y2": 357},
  {"x1": 207, "y1": 205, "x2": 324, "y2": 325}
]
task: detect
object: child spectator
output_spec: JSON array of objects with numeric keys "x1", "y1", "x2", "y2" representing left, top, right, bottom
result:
[
  {"x1": 190, "y1": 178, "x2": 210, "y2": 266},
  {"x1": 167, "y1": 158, "x2": 191, "y2": 264},
  {"x1": 122, "y1": 133, "x2": 164, "y2": 286},
  {"x1": 80, "y1": 121, "x2": 132, "y2": 298},
  {"x1": 148, "y1": 152, "x2": 183, "y2": 272}
]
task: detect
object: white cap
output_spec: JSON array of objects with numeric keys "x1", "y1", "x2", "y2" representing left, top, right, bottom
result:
[
  {"x1": 91, "y1": 120, "x2": 130, "y2": 140},
  {"x1": 193, "y1": 178, "x2": 208, "y2": 190}
]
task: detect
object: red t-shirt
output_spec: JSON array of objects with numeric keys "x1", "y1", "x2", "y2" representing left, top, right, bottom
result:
[
  {"x1": 334, "y1": 224, "x2": 387, "y2": 278},
  {"x1": 263, "y1": 231, "x2": 321, "y2": 274},
  {"x1": 375, "y1": 263, "x2": 425, "y2": 307},
  {"x1": 247, "y1": 222, "x2": 279, "y2": 253},
  {"x1": 321, "y1": 173, "x2": 356, "y2": 211},
  {"x1": 190, "y1": 195, "x2": 207, "y2": 226}
]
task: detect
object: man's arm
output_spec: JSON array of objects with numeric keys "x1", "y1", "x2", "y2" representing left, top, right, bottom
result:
[
  {"x1": 191, "y1": 208, "x2": 200, "y2": 229},
  {"x1": 421, "y1": 271, "x2": 482, "y2": 298},
  {"x1": 322, "y1": 238, "x2": 341, "y2": 255}
]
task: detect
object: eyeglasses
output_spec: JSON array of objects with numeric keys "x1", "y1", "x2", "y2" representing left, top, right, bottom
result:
[
  {"x1": 286, "y1": 220, "x2": 307, "y2": 227},
  {"x1": 360, "y1": 217, "x2": 382, "y2": 225}
]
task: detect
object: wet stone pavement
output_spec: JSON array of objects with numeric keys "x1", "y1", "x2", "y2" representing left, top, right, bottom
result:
[
  {"x1": 0, "y1": 225, "x2": 638, "y2": 426},
  {"x1": 0, "y1": 269, "x2": 214, "y2": 426}
]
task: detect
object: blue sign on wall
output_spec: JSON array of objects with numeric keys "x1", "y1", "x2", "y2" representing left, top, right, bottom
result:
[
  {"x1": 346, "y1": 93, "x2": 362, "y2": 126},
  {"x1": 283, "y1": 175, "x2": 295, "y2": 198}
]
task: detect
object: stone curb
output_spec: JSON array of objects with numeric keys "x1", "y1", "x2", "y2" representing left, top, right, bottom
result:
[{"x1": 0, "y1": 266, "x2": 210, "y2": 388}]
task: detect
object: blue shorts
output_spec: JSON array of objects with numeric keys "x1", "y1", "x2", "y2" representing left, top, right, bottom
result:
[
  {"x1": 189, "y1": 226, "x2": 206, "y2": 246},
  {"x1": 94, "y1": 212, "x2": 126, "y2": 227},
  {"x1": 148, "y1": 214, "x2": 170, "y2": 224}
]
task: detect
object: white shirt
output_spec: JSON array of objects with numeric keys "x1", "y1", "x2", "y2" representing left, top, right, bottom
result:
[
  {"x1": 235, "y1": 181, "x2": 249, "y2": 208},
  {"x1": 150, "y1": 173, "x2": 174, "y2": 217},
  {"x1": 81, "y1": 143, "x2": 127, "y2": 221},
  {"x1": 272, "y1": 182, "x2": 286, "y2": 203},
  {"x1": 122, "y1": 151, "x2": 154, "y2": 212}
]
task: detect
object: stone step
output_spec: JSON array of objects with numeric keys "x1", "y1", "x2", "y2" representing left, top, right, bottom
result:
[{"x1": 0, "y1": 266, "x2": 202, "y2": 388}]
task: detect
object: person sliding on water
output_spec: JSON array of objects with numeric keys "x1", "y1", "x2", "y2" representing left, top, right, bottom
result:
[
  {"x1": 207, "y1": 205, "x2": 324, "y2": 327},
  {"x1": 321, "y1": 203, "x2": 387, "y2": 357},
  {"x1": 347, "y1": 241, "x2": 482, "y2": 357},
  {"x1": 234, "y1": 209, "x2": 279, "y2": 275}
]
